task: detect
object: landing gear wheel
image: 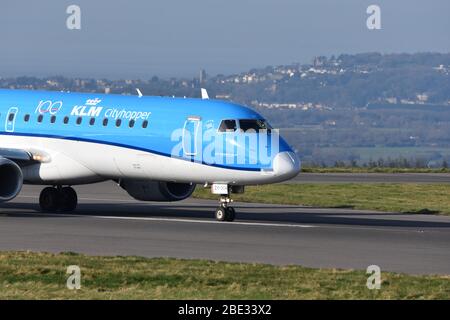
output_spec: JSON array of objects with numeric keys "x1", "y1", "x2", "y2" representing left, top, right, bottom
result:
[
  {"x1": 210, "y1": 184, "x2": 242, "y2": 222},
  {"x1": 225, "y1": 207, "x2": 236, "y2": 222},
  {"x1": 59, "y1": 187, "x2": 78, "y2": 212},
  {"x1": 215, "y1": 207, "x2": 227, "y2": 222},
  {"x1": 215, "y1": 206, "x2": 236, "y2": 222},
  {"x1": 39, "y1": 186, "x2": 78, "y2": 212},
  {"x1": 39, "y1": 187, "x2": 59, "y2": 212}
]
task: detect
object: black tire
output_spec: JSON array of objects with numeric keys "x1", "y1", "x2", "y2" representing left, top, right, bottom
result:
[
  {"x1": 39, "y1": 187, "x2": 59, "y2": 212},
  {"x1": 215, "y1": 207, "x2": 227, "y2": 221},
  {"x1": 59, "y1": 187, "x2": 78, "y2": 212},
  {"x1": 225, "y1": 207, "x2": 236, "y2": 222}
]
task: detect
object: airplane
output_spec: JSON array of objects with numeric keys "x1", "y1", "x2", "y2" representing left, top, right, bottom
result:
[{"x1": 0, "y1": 88, "x2": 301, "y2": 222}]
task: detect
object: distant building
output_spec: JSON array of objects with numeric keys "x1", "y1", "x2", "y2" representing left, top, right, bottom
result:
[
  {"x1": 215, "y1": 94, "x2": 231, "y2": 100},
  {"x1": 199, "y1": 69, "x2": 207, "y2": 84},
  {"x1": 386, "y1": 97, "x2": 397, "y2": 104},
  {"x1": 313, "y1": 56, "x2": 326, "y2": 67},
  {"x1": 417, "y1": 94, "x2": 428, "y2": 103}
]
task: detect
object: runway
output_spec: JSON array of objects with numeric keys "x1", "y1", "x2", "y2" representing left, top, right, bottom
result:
[
  {"x1": 292, "y1": 172, "x2": 450, "y2": 184},
  {"x1": 1, "y1": 181, "x2": 450, "y2": 275}
]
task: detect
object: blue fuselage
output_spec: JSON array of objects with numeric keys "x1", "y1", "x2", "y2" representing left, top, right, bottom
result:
[{"x1": 0, "y1": 89, "x2": 294, "y2": 172}]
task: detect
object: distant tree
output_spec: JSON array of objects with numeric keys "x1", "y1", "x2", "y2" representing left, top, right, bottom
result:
[{"x1": 377, "y1": 158, "x2": 385, "y2": 167}]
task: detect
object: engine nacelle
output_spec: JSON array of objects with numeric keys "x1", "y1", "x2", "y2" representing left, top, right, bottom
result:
[
  {"x1": 0, "y1": 157, "x2": 23, "y2": 202},
  {"x1": 120, "y1": 180, "x2": 196, "y2": 202}
]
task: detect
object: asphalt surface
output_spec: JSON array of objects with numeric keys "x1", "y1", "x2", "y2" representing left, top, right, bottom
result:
[
  {"x1": 292, "y1": 172, "x2": 450, "y2": 183},
  {"x1": 1, "y1": 181, "x2": 450, "y2": 275}
]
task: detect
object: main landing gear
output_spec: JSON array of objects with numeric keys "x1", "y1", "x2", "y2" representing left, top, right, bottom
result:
[{"x1": 39, "y1": 186, "x2": 78, "y2": 212}]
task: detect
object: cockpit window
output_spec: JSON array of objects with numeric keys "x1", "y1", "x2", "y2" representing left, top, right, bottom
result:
[
  {"x1": 218, "y1": 119, "x2": 237, "y2": 132},
  {"x1": 239, "y1": 119, "x2": 272, "y2": 132}
]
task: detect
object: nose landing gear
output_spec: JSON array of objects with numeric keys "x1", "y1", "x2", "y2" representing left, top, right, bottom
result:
[
  {"x1": 39, "y1": 186, "x2": 78, "y2": 212},
  {"x1": 211, "y1": 184, "x2": 244, "y2": 222},
  {"x1": 215, "y1": 195, "x2": 236, "y2": 222}
]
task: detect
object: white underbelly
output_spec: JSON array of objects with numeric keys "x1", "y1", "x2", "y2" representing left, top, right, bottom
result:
[{"x1": 0, "y1": 135, "x2": 282, "y2": 185}]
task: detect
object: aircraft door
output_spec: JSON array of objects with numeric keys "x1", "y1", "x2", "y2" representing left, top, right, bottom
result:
[
  {"x1": 183, "y1": 116, "x2": 201, "y2": 156},
  {"x1": 5, "y1": 107, "x2": 19, "y2": 133}
]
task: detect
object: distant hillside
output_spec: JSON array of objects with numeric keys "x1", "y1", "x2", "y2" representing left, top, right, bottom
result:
[
  {"x1": 206, "y1": 52, "x2": 450, "y2": 108},
  {"x1": 2, "y1": 52, "x2": 449, "y2": 109}
]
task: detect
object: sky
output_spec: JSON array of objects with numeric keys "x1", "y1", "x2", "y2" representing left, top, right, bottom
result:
[{"x1": 0, "y1": 0, "x2": 449, "y2": 79}]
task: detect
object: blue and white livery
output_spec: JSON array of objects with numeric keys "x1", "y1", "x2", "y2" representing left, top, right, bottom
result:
[{"x1": 0, "y1": 89, "x2": 300, "y2": 221}]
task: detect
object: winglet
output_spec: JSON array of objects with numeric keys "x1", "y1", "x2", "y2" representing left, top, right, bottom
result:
[
  {"x1": 201, "y1": 88, "x2": 209, "y2": 100},
  {"x1": 136, "y1": 88, "x2": 143, "y2": 98}
]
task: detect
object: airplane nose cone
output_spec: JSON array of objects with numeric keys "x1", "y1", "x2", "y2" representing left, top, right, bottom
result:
[{"x1": 273, "y1": 151, "x2": 301, "y2": 181}]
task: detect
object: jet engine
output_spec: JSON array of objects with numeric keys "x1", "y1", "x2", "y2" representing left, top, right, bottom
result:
[
  {"x1": 0, "y1": 157, "x2": 23, "y2": 202},
  {"x1": 120, "y1": 180, "x2": 196, "y2": 202}
]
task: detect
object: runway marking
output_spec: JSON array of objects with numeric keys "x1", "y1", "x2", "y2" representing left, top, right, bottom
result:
[
  {"x1": 6, "y1": 210, "x2": 315, "y2": 229},
  {"x1": 86, "y1": 214, "x2": 315, "y2": 228}
]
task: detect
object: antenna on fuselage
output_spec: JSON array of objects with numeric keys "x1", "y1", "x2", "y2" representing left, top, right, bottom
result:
[
  {"x1": 136, "y1": 88, "x2": 143, "y2": 98},
  {"x1": 201, "y1": 88, "x2": 209, "y2": 100}
]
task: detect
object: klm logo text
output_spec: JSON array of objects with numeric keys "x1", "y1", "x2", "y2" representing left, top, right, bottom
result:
[{"x1": 71, "y1": 106, "x2": 103, "y2": 117}]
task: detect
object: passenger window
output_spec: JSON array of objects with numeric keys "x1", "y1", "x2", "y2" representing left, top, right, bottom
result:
[
  {"x1": 103, "y1": 118, "x2": 108, "y2": 126},
  {"x1": 89, "y1": 118, "x2": 95, "y2": 126},
  {"x1": 50, "y1": 115, "x2": 56, "y2": 124},
  {"x1": 8, "y1": 113, "x2": 15, "y2": 121},
  {"x1": 129, "y1": 119, "x2": 135, "y2": 128},
  {"x1": 63, "y1": 116, "x2": 69, "y2": 124},
  {"x1": 37, "y1": 115, "x2": 43, "y2": 123},
  {"x1": 24, "y1": 114, "x2": 30, "y2": 122},
  {"x1": 218, "y1": 120, "x2": 237, "y2": 132},
  {"x1": 116, "y1": 119, "x2": 122, "y2": 127},
  {"x1": 142, "y1": 120, "x2": 148, "y2": 129},
  {"x1": 76, "y1": 117, "x2": 82, "y2": 125}
]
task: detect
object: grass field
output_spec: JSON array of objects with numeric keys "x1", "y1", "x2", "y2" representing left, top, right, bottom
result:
[
  {"x1": 296, "y1": 145, "x2": 450, "y2": 168},
  {"x1": 0, "y1": 252, "x2": 449, "y2": 299},
  {"x1": 301, "y1": 167, "x2": 450, "y2": 173},
  {"x1": 193, "y1": 184, "x2": 450, "y2": 215}
]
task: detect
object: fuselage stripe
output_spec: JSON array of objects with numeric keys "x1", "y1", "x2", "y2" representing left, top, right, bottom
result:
[{"x1": 0, "y1": 131, "x2": 261, "y2": 172}]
